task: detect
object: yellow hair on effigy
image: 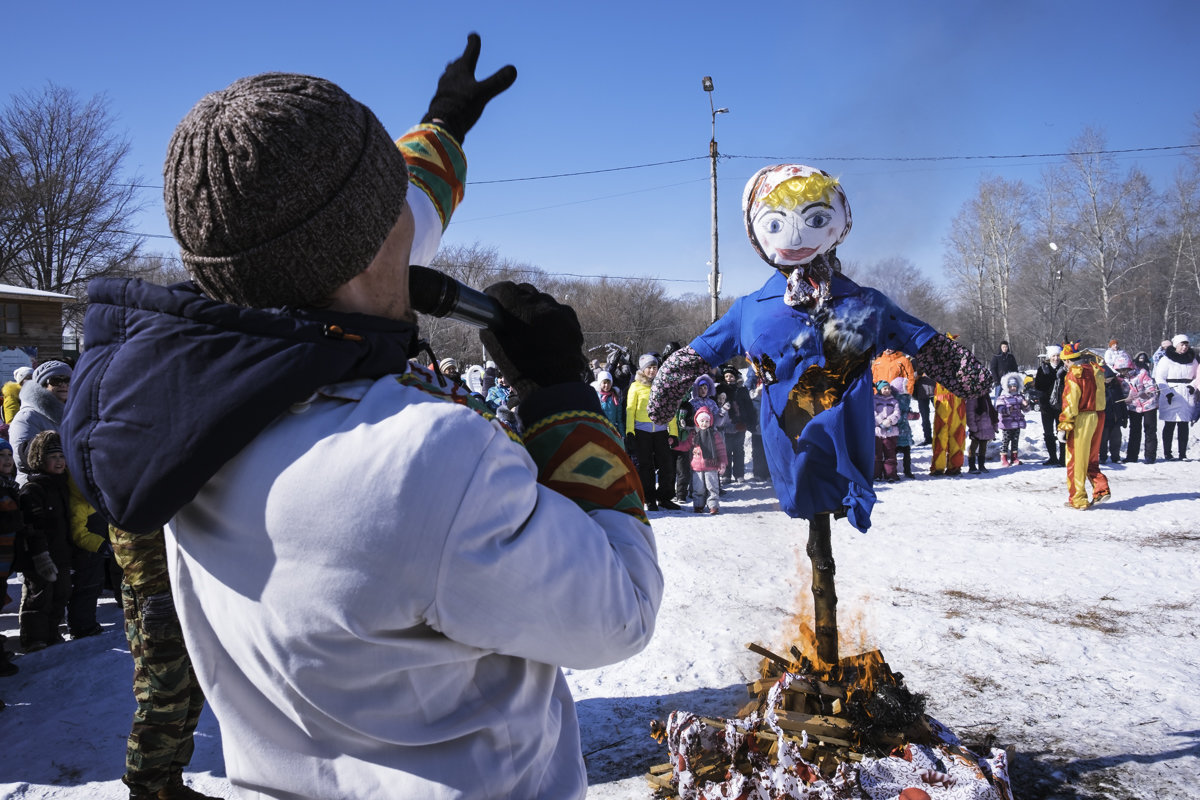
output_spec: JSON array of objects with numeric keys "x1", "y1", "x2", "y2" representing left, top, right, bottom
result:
[{"x1": 759, "y1": 172, "x2": 841, "y2": 210}]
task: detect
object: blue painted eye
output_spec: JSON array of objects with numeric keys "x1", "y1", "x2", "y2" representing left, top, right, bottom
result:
[
  {"x1": 806, "y1": 211, "x2": 832, "y2": 229},
  {"x1": 765, "y1": 219, "x2": 784, "y2": 234}
]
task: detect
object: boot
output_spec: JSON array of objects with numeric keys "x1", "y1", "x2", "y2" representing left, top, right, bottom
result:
[
  {"x1": 1011, "y1": 452, "x2": 1020, "y2": 466},
  {"x1": 156, "y1": 775, "x2": 223, "y2": 800},
  {"x1": 967, "y1": 453, "x2": 979, "y2": 474},
  {"x1": 1000, "y1": 453, "x2": 1009, "y2": 467}
]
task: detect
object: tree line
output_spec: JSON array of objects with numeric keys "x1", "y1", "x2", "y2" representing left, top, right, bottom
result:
[
  {"x1": 3, "y1": 83, "x2": 1197, "y2": 371},
  {"x1": 942, "y1": 124, "x2": 1200, "y2": 366}
]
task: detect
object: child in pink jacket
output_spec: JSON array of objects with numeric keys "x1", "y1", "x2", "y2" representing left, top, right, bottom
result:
[{"x1": 686, "y1": 406, "x2": 727, "y2": 514}]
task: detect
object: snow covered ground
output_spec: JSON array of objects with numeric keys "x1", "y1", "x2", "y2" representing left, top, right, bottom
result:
[{"x1": 3, "y1": 416, "x2": 1198, "y2": 799}]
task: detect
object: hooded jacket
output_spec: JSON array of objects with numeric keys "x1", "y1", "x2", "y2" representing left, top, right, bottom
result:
[
  {"x1": 60, "y1": 125, "x2": 662, "y2": 799},
  {"x1": 9, "y1": 381, "x2": 65, "y2": 483},
  {"x1": 1153, "y1": 345, "x2": 1198, "y2": 423},
  {"x1": 61, "y1": 275, "x2": 663, "y2": 800}
]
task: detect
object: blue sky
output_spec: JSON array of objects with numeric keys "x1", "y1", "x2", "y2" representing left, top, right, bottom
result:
[{"x1": 4, "y1": 1, "x2": 1198, "y2": 300}]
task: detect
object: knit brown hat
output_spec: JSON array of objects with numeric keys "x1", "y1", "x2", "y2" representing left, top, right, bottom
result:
[{"x1": 164, "y1": 73, "x2": 409, "y2": 308}]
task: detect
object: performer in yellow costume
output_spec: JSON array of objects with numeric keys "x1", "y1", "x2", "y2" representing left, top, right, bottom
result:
[
  {"x1": 1056, "y1": 341, "x2": 1110, "y2": 508},
  {"x1": 930, "y1": 335, "x2": 966, "y2": 476}
]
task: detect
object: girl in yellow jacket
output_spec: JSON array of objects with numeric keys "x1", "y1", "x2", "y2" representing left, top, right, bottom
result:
[{"x1": 626, "y1": 354, "x2": 680, "y2": 511}]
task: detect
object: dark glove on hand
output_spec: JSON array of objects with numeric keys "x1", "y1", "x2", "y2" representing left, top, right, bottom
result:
[
  {"x1": 625, "y1": 432, "x2": 637, "y2": 453},
  {"x1": 479, "y1": 281, "x2": 588, "y2": 401},
  {"x1": 32, "y1": 551, "x2": 58, "y2": 582},
  {"x1": 420, "y1": 33, "x2": 517, "y2": 143},
  {"x1": 139, "y1": 591, "x2": 179, "y2": 640}
]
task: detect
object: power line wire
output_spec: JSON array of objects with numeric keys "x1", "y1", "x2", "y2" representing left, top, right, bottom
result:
[{"x1": 111, "y1": 143, "x2": 1199, "y2": 192}]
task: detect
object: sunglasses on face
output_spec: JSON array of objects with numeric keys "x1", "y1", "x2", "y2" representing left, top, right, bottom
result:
[{"x1": 47, "y1": 376, "x2": 71, "y2": 387}]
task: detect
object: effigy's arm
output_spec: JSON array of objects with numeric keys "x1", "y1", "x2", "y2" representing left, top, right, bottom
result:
[
  {"x1": 911, "y1": 335, "x2": 992, "y2": 399},
  {"x1": 648, "y1": 347, "x2": 710, "y2": 425}
]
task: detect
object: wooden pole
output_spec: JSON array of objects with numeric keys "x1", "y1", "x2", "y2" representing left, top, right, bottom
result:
[{"x1": 807, "y1": 512, "x2": 838, "y2": 666}]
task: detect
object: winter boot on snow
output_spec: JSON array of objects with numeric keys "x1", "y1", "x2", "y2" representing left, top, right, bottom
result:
[
  {"x1": 967, "y1": 453, "x2": 979, "y2": 474},
  {"x1": 155, "y1": 775, "x2": 223, "y2": 800},
  {"x1": 1000, "y1": 453, "x2": 1009, "y2": 467}
]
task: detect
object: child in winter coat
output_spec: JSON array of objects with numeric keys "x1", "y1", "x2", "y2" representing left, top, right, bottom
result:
[
  {"x1": 18, "y1": 430, "x2": 72, "y2": 651},
  {"x1": 1122, "y1": 352, "x2": 1159, "y2": 463},
  {"x1": 672, "y1": 401, "x2": 695, "y2": 504},
  {"x1": 594, "y1": 370, "x2": 623, "y2": 431},
  {"x1": 690, "y1": 374, "x2": 722, "y2": 423},
  {"x1": 995, "y1": 372, "x2": 1031, "y2": 465},
  {"x1": 964, "y1": 394, "x2": 998, "y2": 474},
  {"x1": 686, "y1": 406, "x2": 727, "y2": 514},
  {"x1": 890, "y1": 377, "x2": 915, "y2": 478},
  {"x1": 873, "y1": 380, "x2": 901, "y2": 482}
]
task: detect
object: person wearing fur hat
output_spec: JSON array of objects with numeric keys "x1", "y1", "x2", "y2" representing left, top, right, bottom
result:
[
  {"x1": 1057, "y1": 342, "x2": 1110, "y2": 508},
  {"x1": 626, "y1": 353, "x2": 681, "y2": 510},
  {"x1": 9, "y1": 360, "x2": 71, "y2": 483},
  {"x1": 2, "y1": 366, "x2": 33, "y2": 426},
  {"x1": 1122, "y1": 351, "x2": 1159, "y2": 463},
  {"x1": 995, "y1": 372, "x2": 1031, "y2": 466},
  {"x1": 1152, "y1": 334, "x2": 1198, "y2": 460},
  {"x1": 684, "y1": 406, "x2": 727, "y2": 513},
  {"x1": 60, "y1": 36, "x2": 661, "y2": 800}
]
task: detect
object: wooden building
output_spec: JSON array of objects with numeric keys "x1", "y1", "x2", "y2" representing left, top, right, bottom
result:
[{"x1": 0, "y1": 284, "x2": 73, "y2": 369}]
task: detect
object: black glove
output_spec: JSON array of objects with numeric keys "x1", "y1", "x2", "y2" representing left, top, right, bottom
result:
[
  {"x1": 625, "y1": 432, "x2": 636, "y2": 452},
  {"x1": 139, "y1": 591, "x2": 180, "y2": 640},
  {"x1": 420, "y1": 33, "x2": 517, "y2": 143},
  {"x1": 479, "y1": 282, "x2": 588, "y2": 401}
]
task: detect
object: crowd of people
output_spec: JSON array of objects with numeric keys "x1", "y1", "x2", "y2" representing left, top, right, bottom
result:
[{"x1": 862, "y1": 335, "x2": 1199, "y2": 508}]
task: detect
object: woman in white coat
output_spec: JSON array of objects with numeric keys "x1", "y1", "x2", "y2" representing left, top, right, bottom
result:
[{"x1": 1152, "y1": 334, "x2": 1199, "y2": 459}]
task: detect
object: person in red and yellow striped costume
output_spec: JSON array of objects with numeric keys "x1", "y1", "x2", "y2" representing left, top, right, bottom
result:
[
  {"x1": 1056, "y1": 341, "x2": 1110, "y2": 508},
  {"x1": 930, "y1": 335, "x2": 967, "y2": 476}
]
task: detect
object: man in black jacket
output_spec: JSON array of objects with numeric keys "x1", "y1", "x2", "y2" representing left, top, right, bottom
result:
[
  {"x1": 990, "y1": 341, "x2": 1019, "y2": 396},
  {"x1": 1033, "y1": 345, "x2": 1066, "y2": 464}
]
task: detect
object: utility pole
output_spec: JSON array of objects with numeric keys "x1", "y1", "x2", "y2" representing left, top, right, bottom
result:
[{"x1": 702, "y1": 76, "x2": 728, "y2": 324}]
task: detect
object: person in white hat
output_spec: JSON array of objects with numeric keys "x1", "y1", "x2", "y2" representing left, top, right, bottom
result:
[
  {"x1": 1152, "y1": 333, "x2": 1198, "y2": 459},
  {"x1": 1033, "y1": 345, "x2": 1066, "y2": 464}
]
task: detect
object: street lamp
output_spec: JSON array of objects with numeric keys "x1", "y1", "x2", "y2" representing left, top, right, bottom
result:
[{"x1": 703, "y1": 76, "x2": 729, "y2": 324}]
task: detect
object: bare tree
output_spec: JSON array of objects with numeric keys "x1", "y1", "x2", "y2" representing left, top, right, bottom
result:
[
  {"x1": 1061, "y1": 128, "x2": 1160, "y2": 334},
  {"x1": 849, "y1": 256, "x2": 947, "y2": 331},
  {"x1": 0, "y1": 83, "x2": 146, "y2": 327}
]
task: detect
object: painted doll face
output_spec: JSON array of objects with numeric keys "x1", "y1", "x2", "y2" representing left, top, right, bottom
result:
[
  {"x1": 750, "y1": 197, "x2": 848, "y2": 267},
  {"x1": 743, "y1": 165, "x2": 852, "y2": 269}
]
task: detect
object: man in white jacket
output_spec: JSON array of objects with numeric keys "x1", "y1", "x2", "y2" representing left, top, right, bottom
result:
[{"x1": 63, "y1": 35, "x2": 662, "y2": 800}]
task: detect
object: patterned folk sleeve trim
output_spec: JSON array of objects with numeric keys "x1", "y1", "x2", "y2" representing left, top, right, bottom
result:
[
  {"x1": 396, "y1": 124, "x2": 467, "y2": 231},
  {"x1": 395, "y1": 366, "x2": 522, "y2": 445},
  {"x1": 523, "y1": 410, "x2": 649, "y2": 525},
  {"x1": 912, "y1": 335, "x2": 993, "y2": 399},
  {"x1": 648, "y1": 347, "x2": 710, "y2": 425}
]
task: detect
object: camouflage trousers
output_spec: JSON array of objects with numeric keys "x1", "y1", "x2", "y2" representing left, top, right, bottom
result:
[{"x1": 121, "y1": 582, "x2": 207, "y2": 794}]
